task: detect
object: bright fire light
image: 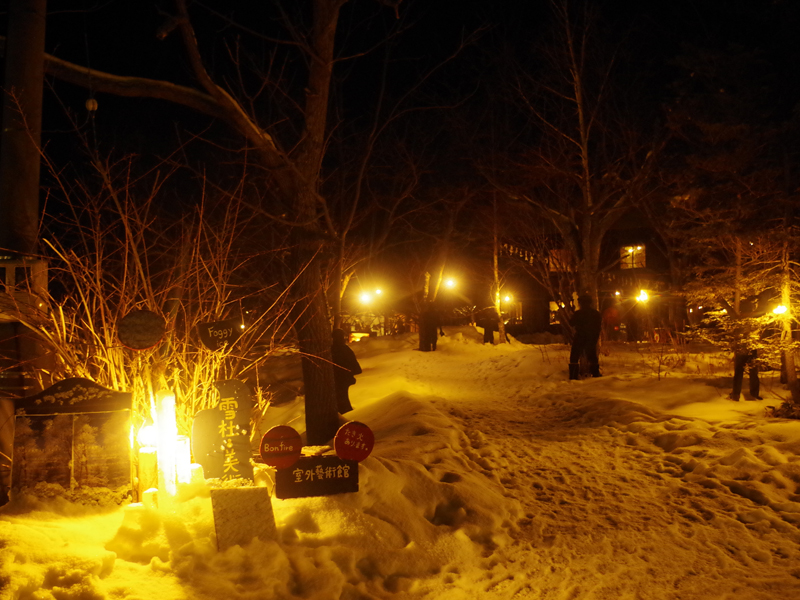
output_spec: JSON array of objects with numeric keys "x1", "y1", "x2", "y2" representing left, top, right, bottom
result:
[
  {"x1": 774, "y1": 305, "x2": 788, "y2": 315},
  {"x1": 444, "y1": 279, "x2": 456, "y2": 289},
  {"x1": 360, "y1": 292, "x2": 372, "y2": 304},
  {"x1": 137, "y1": 423, "x2": 158, "y2": 448},
  {"x1": 636, "y1": 290, "x2": 649, "y2": 303}
]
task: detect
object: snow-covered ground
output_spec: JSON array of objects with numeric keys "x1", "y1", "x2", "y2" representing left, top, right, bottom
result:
[{"x1": 2, "y1": 326, "x2": 800, "y2": 600}]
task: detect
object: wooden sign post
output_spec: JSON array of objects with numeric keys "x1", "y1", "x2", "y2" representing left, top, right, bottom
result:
[{"x1": 274, "y1": 455, "x2": 359, "y2": 499}]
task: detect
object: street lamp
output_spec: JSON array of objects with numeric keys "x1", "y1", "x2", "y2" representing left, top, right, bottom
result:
[
  {"x1": 444, "y1": 278, "x2": 457, "y2": 289},
  {"x1": 636, "y1": 290, "x2": 649, "y2": 303}
]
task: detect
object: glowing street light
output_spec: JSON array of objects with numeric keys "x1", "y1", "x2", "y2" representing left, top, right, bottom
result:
[
  {"x1": 503, "y1": 294, "x2": 513, "y2": 303},
  {"x1": 444, "y1": 278, "x2": 456, "y2": 289},
  {"x1": 636, "y1": 290, "x2": 649, "y2": 303},
  {"x1": 360, "y1": 292, "x2": 372, "y2": 304}
]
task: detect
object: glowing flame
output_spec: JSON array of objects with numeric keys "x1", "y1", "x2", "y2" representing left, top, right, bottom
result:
[
  {"x1": 774, "y1": 305, "x2": 788, "y2": 315},
  {"x1": 137, "y1": 424, "x2": 158, "y2": 448}
]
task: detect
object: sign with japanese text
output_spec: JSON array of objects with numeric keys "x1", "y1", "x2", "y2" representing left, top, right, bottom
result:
[
  {"x1": 274, "y1": 455, "x2": 358, "y2": 499},
  {"x1": 260, "y1": 426, "x2": 302, "y2": 469},
  {"x1": 198, "y1": 318, "x2": 245, "y2": 351},
  {"x1": 191, "y1": 380, "x2": 253, "y2": 481},
  {"x1": 334, "y1": 421, "x2": 374, "y2": 462}
]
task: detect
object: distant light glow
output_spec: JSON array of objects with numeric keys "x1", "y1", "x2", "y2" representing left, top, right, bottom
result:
[
  {"x1": 503, "y1": 295, "x2": 512, "y2": 302},
  {"x1": 375, "y1": 289, "x2": 382, "y2": 295},
  {"x1": 444, "y1": 279, "x2": 456, "y2": 289},
  {"x1": 615, "y1": 291, "x2": 620, "y2": 296},
  {"x1": 636, "y1": 290, "x2": 649, "y2": 303},
  {"x1": 774, "y1": 305, "x2": 788, "y2": 315},
  {"x1": 360, "y1": 293, "x2": 372, "y2": 304},
  {"x1": 240, "y1": 323, "x2": 246, "y2": 329}
]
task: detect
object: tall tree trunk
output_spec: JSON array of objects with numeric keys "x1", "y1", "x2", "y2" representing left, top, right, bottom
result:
[
  {"x1": 780, "y1": 242, "x2": 799, "y2": 404},
  {"x1": 0, "y1": 0, "x2": 46, "y2": 256},
  {"x1": 0, "y1": 0, "x2": 47, "y2": 506},
  {"x1": 493, "y1": 199, "x2": 507, "y2": 344}
]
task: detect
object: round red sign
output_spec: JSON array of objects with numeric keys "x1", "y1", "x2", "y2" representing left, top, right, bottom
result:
[
  {"x1": 334, "y1": 421, "x2": 374, "y2": 462},
  {"x1": 260, "y1": 425, "x2": 302, "y2": 469}
]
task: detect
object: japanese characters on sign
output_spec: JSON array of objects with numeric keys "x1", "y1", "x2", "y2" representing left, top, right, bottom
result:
[
  {"x1": 215, "y1": 380, "x2": 253, "y2": 481},
  {"x1": 333, "y1": 421, "x2": 374, "y2": 462},
  {"x1": 259, "y1": 425, "x2": 302, "y2": 469},
  {"x1": 274, "y1": 455, "x2": 358, "y2": 499},
  {"x1": 191, "y1": 380, "x2": 253, "y2": 481}
]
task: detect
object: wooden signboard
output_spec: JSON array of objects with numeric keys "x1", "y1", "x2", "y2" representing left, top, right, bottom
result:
[
  {"x1": 274, "y1": 455, "x2": 358, "y2": 499},
  {"x1": 12, "y1": 378, "x2": 132, "y2": 497},
  {"x1": 117, "y1": 309, "x2": 166, "y2": 350},
  {"x1": 191, "y1": 380, "x2": 253, "y2": 481},
  {"x1": 198, "y1": 318, "x2": 244, "y2": 351}
]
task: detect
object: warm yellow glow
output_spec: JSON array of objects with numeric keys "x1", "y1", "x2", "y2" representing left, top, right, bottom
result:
[
  {"x1": 375, "y1": 289, "x2": 382, "y2": 295},
  {"x1": 176, "y1": 436, "x2": 192, "y2": 484},
  {"x1": 503, "y1": 295, "x2": 512, "y2": 302},
  {"x1": 689, "y1": 308, "x2": 693, "y2": 313},
  {"x1": 636, "y1": 246, "x2": 642, "y2": 250},
  {"x1": 721, "y1": 309, "x2": 727, "y2": 314},
  {"x1": 444, "y1": 278, "x2": 456, "y2": 289},
  {"x1": 360, "y1": 292, "x2": 372, "y2": 304},
  {"x1": 137, "y1": 424, "x2": 158, "y2": 448},
  {"x1": 239, "y1": 323, "x2": 246, "y2": 329},
  {"x1": 636, "y1": 290, "x2": 649, "y2": 303},
  {"x1": 351, "y1": 332, "x2": 370, "y2": 342},
  {"x1": 615, "y1": 291, "x2": 620, "y2": 296},
  {"x1": 774, "y1": 305, "x2": 788, "y2": 315},
  {"x1": 156, "y1": 393, "x2": 179, "y2": 497}
]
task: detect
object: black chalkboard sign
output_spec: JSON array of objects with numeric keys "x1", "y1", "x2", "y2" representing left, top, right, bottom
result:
[
  {"x1": 197, "y1": 318, "x2": 245, "y2": 351},
  {"x1": 274, "y1": 455, "x2": 358, "y2": 499},
  {"x1": 191, "y1": 380, "x2": 253, "y2": 481}
]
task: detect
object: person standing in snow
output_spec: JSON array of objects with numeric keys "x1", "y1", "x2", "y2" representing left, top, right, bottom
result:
[
  {"x1": 569, "y1": 294, "x2": 602, "y2": 380},
  {"x1": 331, "y1": 329, "x2": 362, "y2": 413}
]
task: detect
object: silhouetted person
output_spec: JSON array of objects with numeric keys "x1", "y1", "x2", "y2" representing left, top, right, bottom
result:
[
  {"x1": 729, "y1": 297, "x2": 770, "y2": 401},
  {"x1": 480, "y1": 309, "x2": 498, "y2": 344},
  {"x1": 419, "y1": 306, "x2": 440, "y2": 351},
  {"x1": 569, "y1": 294, "x2": 602, "y2": 380},
  {"x1": 331, "y1": 329, "x2": 362, "y2": 413}
]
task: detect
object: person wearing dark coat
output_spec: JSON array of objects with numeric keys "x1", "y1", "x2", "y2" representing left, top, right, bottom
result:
[
  {"x1": 331, "y1": 329, "x2": 362, "y2": 413},
  {"x1": 569, "y1": 294, "x2": 602, "y2": 380}
]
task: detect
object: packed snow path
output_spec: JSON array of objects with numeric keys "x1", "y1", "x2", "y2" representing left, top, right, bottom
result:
[{"x1": 352, "y1": 329, "x2": 800, "y2": 599}]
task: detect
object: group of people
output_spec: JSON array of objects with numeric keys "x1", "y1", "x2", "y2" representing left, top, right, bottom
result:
[
  {"x1": 567, "y1": 292, "x2": 773, "y2": 401},
  {"x1": 331, "y1": 292, "x2": 772, "y2": 415}
]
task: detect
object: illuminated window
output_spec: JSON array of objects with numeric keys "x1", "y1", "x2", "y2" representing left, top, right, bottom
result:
[{"x1": 620, "y1": 245, "x2": 646, "y2": 269}]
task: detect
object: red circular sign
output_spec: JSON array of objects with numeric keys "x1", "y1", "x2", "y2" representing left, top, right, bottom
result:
[
  {"x1": 334, "y1": 421, "x2": 374, "y2": 462},
  {"x1": 260, "y1": 425, "x2": 302, "y2": 469}
]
